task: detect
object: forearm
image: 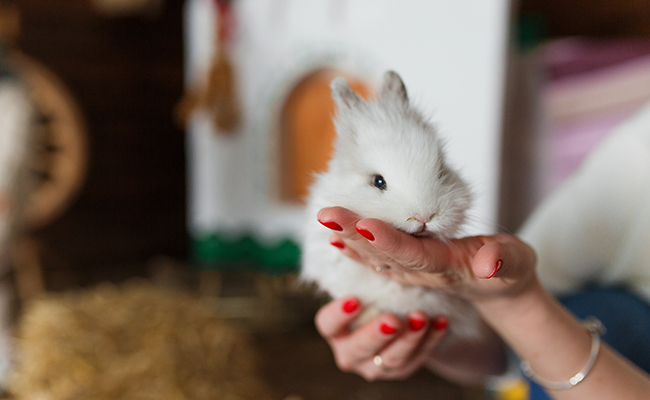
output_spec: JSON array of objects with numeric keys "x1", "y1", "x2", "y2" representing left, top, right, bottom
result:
[
  {"x1": 425, "y1": 319, "x2": 508, "y2": 385},
  {"x1": 476, "y1": 278, "x2": 650, "y2": 400}
]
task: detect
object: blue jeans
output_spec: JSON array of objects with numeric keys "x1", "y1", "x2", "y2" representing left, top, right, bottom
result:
[{"x1": 528, "y1": 287, "x2": 650, "y2": 400}]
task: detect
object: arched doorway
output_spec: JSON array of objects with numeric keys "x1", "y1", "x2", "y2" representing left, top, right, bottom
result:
[{"x1": 279, "y1": 69, "x2": 371, "y2": 203}]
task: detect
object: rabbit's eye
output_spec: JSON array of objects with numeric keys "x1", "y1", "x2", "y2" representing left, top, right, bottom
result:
[{"x1": 371, "y1": 174, "x2": 387, "y2": 191}]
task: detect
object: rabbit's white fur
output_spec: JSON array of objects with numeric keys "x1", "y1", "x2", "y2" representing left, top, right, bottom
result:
[{"x1": 301, "y1": 71, "x2": 481, "y2": 339}]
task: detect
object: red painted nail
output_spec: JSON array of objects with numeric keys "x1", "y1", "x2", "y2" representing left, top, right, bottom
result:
[
  {"x1": 330, "y1": 237, "x2": 345, "y2": 249},
  {"x1": 342, "y1": 299, "x2": 359, "y2": 313},
  {"x1": 380, "y1": 323, "x2": 398, "y2": 335},
  {"x1": 486, "y1": 259, "x2": 502, "y2": 279},
  {"x1": 356, "y1": 227, "x2": 375, "y2": 241},
  {"x1": 408, "y1": 317, "x2": 426, "y2": 331},
  {"x1": 319, "y1": 220, "x2": 343, "y2": 231},
  {"x1": 433, "y1": 316, "x2": 448, "y2": 331}
]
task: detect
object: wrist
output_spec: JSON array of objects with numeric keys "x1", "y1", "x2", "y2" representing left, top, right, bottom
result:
[
  {"x1": 475, "y1": 278, "x2": 594, "y2": 384},
  {"x1": 474, "y1": 274, "x2": 545, "y2": 322},
  {"x1": 473, "y1": 273, "x2": 540, "y2": 331},
  {"x1": 475, "y1": 276, "x2": 561, "y2": 345}
]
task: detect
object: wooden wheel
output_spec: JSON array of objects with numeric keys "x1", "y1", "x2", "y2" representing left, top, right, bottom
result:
[{"x1": 11, "y1": 52, "x2": 88, "y2": 230}]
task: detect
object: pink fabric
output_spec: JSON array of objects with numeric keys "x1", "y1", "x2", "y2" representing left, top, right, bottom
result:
[
  {"x1": 544, "y1": 38, "x2": 650, "y2": 81},
  {"x1": 539, "y1": 38, "x2": 650, "y2": 195},
  {"x1": 544, "y1": 109, "x2": 637, "y2": 194}
]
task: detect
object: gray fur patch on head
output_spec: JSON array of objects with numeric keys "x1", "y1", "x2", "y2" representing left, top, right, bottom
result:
[
  {"x1": 330, "y1": 77, "x2": 362, "y2": 110},
  {"x1": 380, "y1": 71, "x2": 408, "y2": 107}
]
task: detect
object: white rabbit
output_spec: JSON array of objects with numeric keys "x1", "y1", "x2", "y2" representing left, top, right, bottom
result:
[{"x1": 301, "y1": 71, "x2": 481, "y2": 339}]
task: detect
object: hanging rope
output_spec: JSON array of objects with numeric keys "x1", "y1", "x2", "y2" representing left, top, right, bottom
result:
[{"x1": 175, "y1": 0, "x2": 241, "y2": 133}]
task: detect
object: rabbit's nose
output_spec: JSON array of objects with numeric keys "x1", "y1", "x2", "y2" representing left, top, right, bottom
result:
[{"x1": 413, "y1": 213, "x2": 437, "y2": 224}]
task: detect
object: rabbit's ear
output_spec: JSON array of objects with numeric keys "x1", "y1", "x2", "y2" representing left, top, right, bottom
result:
[
  {"x1": 331, "y1": 77, "x2": 362, "y2": 110},
  {"x1": 380, "y1": 71, "x2": 408, "y2": 107}
]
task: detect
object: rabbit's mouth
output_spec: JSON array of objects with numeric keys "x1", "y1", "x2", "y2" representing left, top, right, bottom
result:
[{"x1": 411, "y1": 225, "x2": 433, "y2": 237}]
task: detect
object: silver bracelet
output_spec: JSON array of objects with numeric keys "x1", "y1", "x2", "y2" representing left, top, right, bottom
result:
[{"x1": 520, "y1": 317, "x2": 606, "y2": 390}]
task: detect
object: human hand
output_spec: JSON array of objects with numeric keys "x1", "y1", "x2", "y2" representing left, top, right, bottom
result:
[
  {"x1": 314, "y1": 297, "x2": 449, "y2": 381},
  {"x1": 317, "y1": 207, "x2": 537, "y2": 301}
]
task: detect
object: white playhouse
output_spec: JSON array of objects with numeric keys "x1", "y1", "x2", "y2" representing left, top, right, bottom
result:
[{"x1": 183, "y1": 0, "x2": 512, "y2": 271}]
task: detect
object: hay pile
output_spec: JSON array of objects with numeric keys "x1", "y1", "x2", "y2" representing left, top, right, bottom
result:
[{"x1": 8, "y1": 280, "x2": 274, "y2": 400}]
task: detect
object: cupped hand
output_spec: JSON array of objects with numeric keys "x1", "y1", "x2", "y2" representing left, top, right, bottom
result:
[
  {"x1": 314, "y1": 297, "x2": 449, "y2": 381},
  {"x1": 318, "y1": 207, "x2": 537, "y2": 301}
]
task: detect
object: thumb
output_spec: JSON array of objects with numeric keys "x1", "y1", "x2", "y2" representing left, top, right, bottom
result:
[{"x1": 471, "y1": 235, "x2": 536, "y2": 280}]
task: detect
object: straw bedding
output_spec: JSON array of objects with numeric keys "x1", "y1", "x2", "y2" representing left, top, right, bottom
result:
[{"x1": 8, "y1": 280, "x2": 274, "y2": 400}]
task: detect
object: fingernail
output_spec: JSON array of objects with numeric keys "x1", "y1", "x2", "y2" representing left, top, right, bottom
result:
[
  {"x1": 319, "y1": 219, "x2": 343, "y2": 231},
  {"x1": 433, "y1": 316, "x2": 448, "y2": 331},
  {"x1": 329, "y1": 237, "x2": 345, "y2": 249},
  {"x1": 486, "y1": 260, "x2": 502, "y2": 279},
  {"x1": 356, "y1": 227, "x2": 375, "y2": 241},
  {"x1": 408, "y1": 317, "x2": 426, "y2": 331},
  {"x1": 380, "y1": 323, "x2": 397, "y2": 335},
  {"x1": 342, "y1": 299, "x2": 359, "y2": 313}
]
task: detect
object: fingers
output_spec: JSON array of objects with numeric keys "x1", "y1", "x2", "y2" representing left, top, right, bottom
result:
[
  {"x1": 316, "y1": 298, "x2": 450, "y2": 381},
  {"x1": 317, "y1": 207, "x2": 363, "y2": 240},
  {"x1": 352, "y1": 216, "x2": 535, "y2": 285},
  {"x1": 399, "y1": 316, "x2": 450, "y2": 373},
  {"x1": 356, "y1": 218, "x2": 452, "y2": 272},
  {"x1": 333, "y1": 312, "x2": 401, "y2": 367},
  {"x1": 319, "y1": 207, "x2": 449, "y2": 272},
  {"x1": 375, "y1": 312, "x2": 444, "y2": 370},
  {"x1": 315, "y1": 297, "x2": 362, "y2": 339},
  {"x1": 319, "y1": 207, "x2": 394, "y2": 267},
  {"x1": 328, "y1": 234, "x2": 366, "y2": 265},
  {"x1": 350, "y1": 313, "x2": 449, "y2": 381}
]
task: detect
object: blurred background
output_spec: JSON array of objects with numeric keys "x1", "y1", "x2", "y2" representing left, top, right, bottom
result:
[
  {"x1": 1, "y1": 0, "x2": 187, "y2": 290},
  {"x1": 1, "y1": 0, "x2": 650, "y2": 399}
]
